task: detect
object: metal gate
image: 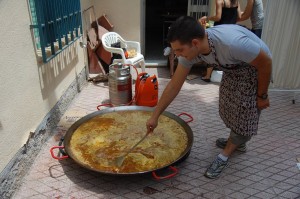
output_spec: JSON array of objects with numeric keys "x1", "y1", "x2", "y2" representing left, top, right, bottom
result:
[{"x1": 187, "y1": 0, "x2": 211, "y2": 19}]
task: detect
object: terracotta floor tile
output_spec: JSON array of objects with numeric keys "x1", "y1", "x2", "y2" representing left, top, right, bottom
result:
[{"x1": 11, "y1": 67, "x2": 300, "y2": 199}]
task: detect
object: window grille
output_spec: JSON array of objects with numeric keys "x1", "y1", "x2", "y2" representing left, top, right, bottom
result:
[
  {"x1": 29, "y1": 0, "x2": 82, "y2": 63},
  {"x1": 188, "y1": 0, "x2": 210, "y2": 19}
]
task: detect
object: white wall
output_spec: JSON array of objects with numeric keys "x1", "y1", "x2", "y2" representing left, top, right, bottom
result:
[
  {"x1": 92, "y1": 0, "x2": 142, "y2": 43},
  {"x1": 263, "y1": 0, "x2": 300, "y2": 89},
  {"x1": 0, "y1": 0, "x2": 87, "y2": 172}
]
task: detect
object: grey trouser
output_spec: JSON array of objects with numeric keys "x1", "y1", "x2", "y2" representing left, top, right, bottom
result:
[{"x1": 229, "y1": 130, "x2": 252, "y2": 146}]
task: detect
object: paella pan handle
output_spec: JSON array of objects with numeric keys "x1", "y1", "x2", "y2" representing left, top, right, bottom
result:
[
  {"x1": 178, "y1": 113, "x2": 193, "y2": 123},
  {"x1": 97, "y1": 103, "x2": 113, "y2": 110},
  {"x1": 152, "y1": 166, "x2": 178, "y2": 180},
  {"x1": 50, "y1": 146, "x2": 69, "y2": 160}
]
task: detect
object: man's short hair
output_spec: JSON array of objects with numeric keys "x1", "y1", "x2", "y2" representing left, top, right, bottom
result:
[{"x1": 167, "y1": 16, "x2": 205, "y2": 44}]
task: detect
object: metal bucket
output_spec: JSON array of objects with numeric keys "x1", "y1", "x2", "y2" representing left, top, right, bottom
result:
[{"x1": 108, "y1": 63, "x2": 132, "y2": 106}]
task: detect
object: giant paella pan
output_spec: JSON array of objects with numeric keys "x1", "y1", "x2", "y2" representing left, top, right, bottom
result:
[{"x1": 51, "y1": 106, "x2": 193, "y2": 179}]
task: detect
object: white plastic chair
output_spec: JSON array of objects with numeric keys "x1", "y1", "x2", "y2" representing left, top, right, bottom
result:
[{"x1": 101, "y1": 32, "x2": 145, "y2": 72}]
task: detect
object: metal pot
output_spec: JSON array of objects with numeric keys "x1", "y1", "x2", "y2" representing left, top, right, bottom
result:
[{"x1": 51, "y1": 106, "x2": 193, "y2": 179}]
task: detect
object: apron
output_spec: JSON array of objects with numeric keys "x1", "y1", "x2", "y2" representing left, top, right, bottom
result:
[{"x1": 207, "y1": 34, "x2": 259, "y2": 136}]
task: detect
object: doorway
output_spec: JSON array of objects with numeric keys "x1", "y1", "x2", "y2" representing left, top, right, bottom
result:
[{"x1": 145, "y1": 0, "x2": 188, "y2": 62}]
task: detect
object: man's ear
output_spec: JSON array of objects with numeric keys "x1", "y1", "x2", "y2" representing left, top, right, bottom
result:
[{"x1": 191, "y1": 39, "x2": 200, "y2": 46}]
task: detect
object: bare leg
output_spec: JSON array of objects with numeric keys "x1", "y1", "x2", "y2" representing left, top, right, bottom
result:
[
  {"x1": 222, "y1": 137, "x2": 238, "y2": 157},
  {"x1": 204, "y1": 134, "x2": 248, "y2": 178},
  {"x1": 169, "y1": 50, "x2": 175, "y2": 77},
  {"x1": 203, "y1": 67, "x2": 213, "y2": 79}
]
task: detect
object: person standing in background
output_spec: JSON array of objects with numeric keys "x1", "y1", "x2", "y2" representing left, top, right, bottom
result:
[
  {"x1": 238, "y1": 0, "x2": 264, "y2": 38},
  {"x1": 199, "y1": 0, "x2": 241, "y2": 82}
]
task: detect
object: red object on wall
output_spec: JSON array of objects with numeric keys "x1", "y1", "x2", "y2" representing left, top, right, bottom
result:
[
  {"x1": 87, "y1": 44, "x2": 102, "y2": 74},
  {"x1": 88, "y1": 14, "x2": 114, "y2": 74},
  {"x1": 98, "y1": 14, "x2": 114, "y2": 31}
]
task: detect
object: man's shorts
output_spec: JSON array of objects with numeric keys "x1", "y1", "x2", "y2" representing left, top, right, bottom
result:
[{"x1": 229, "y1": 130, "x2": 252, "y2": 146}]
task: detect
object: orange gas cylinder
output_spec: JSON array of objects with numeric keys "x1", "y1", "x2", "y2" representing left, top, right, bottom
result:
[{"x1": 135, "y1": 73, "x2": 158, "y2": 107}]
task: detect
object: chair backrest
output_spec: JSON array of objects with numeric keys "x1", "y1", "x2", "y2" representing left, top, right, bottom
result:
[
  {"x1": 102, "y1": 32, "x2": 126, "y2": 49},
  {"x1": 101, "y1": 32, "x2": 145, "y2": 70},
  {"x1": 102, "y1": 32, "x2": 128, "y2": 63}
]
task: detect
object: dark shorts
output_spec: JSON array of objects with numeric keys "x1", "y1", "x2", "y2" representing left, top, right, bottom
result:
[
  {"x1": 251, "y1": 29, "x2": 262, "y2": 38},
  {"x1": 229, "y1": 130, "x2": 252, "y2": 145}
]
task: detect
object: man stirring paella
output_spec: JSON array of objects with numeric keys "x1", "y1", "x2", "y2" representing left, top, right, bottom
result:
[{"x1": 146, "y1": 16, "x2": 272, "y2": 178}]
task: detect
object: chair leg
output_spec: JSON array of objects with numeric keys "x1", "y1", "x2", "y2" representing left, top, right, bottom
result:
[
  {"x1": 140, "y1": 60, "x2": 146, "y2": 72},
  {"x1": 128, "y1": 61, "x2": 145, "y2": 73}
]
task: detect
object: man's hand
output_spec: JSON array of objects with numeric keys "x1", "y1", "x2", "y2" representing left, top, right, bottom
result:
[
  {"x1": 257, "y1": 97, "x2": 270, "y2": 110},
  {"x1": 199, "y1": 16, "x2": 207, "y2": 26},
  {"x1": 146, "y1": 116, "x2": 158, "y2": 134}
]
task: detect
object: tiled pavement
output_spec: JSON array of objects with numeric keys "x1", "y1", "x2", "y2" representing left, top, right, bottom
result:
[{"x1": 12, "y1": 68, "x2": 300, "y2": 199}]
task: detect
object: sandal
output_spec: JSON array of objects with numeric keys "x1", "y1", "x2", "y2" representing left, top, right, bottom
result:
[{"x1": 201, "y1": 77, "x2": 211, "y2": 82}]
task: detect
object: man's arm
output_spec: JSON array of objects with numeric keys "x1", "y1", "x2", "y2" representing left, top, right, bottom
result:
[
  {"x1": 238, "y1": 0, "x2": 254, "y2": 22},
  {"x1": 237, "y1": 1, "x2": 242, "y2": 21},
  {"x1": 146, "y1": 64, "x2": 191, "y2": 132},
  {"x1": 199, "y1": 0, "x2": 223, "y2": 24},
  {"x1": 250, "y1": 49, "x2": 272, "y2": 109}
]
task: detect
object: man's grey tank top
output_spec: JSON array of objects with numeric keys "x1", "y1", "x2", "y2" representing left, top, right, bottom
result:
[{"x1": 251, "y1": 0, "x2": 264, "y2": 29}]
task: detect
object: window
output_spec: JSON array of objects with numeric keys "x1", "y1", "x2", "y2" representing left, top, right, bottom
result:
[
  {"x1": 188, "y1": 0, "x2": 210, "y2": 19},
  {"x1": 29, "y1": 0, "x2": 82, "y2": 63}
]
